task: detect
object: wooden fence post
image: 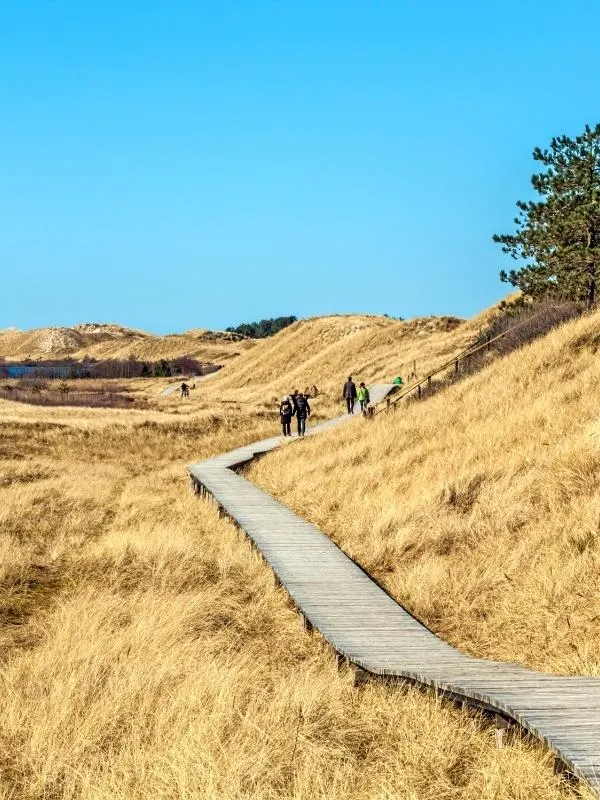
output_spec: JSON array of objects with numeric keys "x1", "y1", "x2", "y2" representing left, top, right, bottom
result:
[
  {"x1": 300, "y1": 613, "x2": 313, "y2": 633},
  {"x1": 353, "y1": 667, "x2": 370, "y2": 688},
  {"x1": 495, "y1": 714, "x2": 509, "y2": 748}
]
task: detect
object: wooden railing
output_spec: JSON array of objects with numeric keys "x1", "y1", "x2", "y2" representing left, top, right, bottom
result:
[{"x1": 373, "y1": 314, "x2": 545, "y2": 416}]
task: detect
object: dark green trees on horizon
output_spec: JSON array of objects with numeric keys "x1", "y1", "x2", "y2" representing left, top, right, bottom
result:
[
  {"x1": 494, "y1": 123, "x2": 600, "y2": 307},
  {"x1": 226, "y1": 316, "x2": 297, "y2": 338}
]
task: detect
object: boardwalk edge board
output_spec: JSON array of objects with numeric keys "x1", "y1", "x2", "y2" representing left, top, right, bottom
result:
[{"x1": 188, "y1": 385, "x2": 600, "y2": 794}]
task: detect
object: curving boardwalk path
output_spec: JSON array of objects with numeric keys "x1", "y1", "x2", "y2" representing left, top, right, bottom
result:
[{"x1": 188, "y1": 385, "x2": 600, "y2": 794}]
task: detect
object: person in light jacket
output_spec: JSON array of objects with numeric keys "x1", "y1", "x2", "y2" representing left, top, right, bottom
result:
[{"x1": 279, "y1": 395, "x2": 293, "y2": 437}]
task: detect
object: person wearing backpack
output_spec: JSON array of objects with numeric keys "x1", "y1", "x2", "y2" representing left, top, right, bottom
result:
[
  {"x1": 293, "y1": 392, "x2": 310, "y2": 437},
  {"x1": 279, "y1": 395, "x2": 293, "y2": 437},
  {"x1": 357, "y1": 382, "x2": 370, "y2": 414},
  {"x1": 342, "y1": 376, "x2": 357, "y2": 414}
]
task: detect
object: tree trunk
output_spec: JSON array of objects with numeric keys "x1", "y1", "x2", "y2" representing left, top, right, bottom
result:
[
  {"x1": 587, "y1": 272, "x2": 596, "y2": 307},
  {"x1": 586, "y1": 228, "x2": 597, "y2": 308}
]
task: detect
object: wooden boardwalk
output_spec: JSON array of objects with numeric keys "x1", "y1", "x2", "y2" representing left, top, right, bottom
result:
[{"x1": 188, "y1": 385, "x2": 600, "y2": 794}]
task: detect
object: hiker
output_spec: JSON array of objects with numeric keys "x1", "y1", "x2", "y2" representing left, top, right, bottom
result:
[
  {"x1": 342, "y1": 376, "x2": 357, "y2": 414},
  {"x1": 293, "y1": 392, "x2": 310, "y2": 437},
  {"x1": 393, "y1": 375, "x2": 403, "y2": 386},
  {"x1": 358, "y1": 382, "x2": 370, "y2": 414},
  {"x1": 279, "y1": 395, "x2": 293, "y2": 437},
  {"x1": 180, "y1": 382, "x2": 189, "y2": 398},
  {"x1": 291, "y1": 389, "x2": 300, "y2": 413}
]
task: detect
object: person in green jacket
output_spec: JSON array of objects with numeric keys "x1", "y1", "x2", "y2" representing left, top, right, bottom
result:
[
  {"x1": 358, "y1": 382, "x2": 370, "y2": 414},
  {"x1": 393, "y1": 375, "x2": 403, "y2": 386}
]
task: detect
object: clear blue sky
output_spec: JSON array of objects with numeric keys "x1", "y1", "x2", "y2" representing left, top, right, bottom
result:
[{"x1": 2, "y1": 1, "x2": 599, "y2": 333}]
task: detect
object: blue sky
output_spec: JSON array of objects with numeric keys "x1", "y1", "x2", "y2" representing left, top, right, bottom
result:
[{"x1": 2, "y1": 1, "x2": 599, "y2": 333}]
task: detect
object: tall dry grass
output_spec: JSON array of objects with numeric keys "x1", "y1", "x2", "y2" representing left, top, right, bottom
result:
[
  {"x1": 251, "y1": 308, "x2": 600, "y2": 678},
  {"x1": 0, "y1": 389, "x2": 590, "y2": 798}
]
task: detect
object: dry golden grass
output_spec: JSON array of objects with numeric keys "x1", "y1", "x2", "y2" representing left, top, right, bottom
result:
[
  {"x1": 251, "y1": 307, "x2": 600, "y2": 678},
  {"x1": 0, "y1": 307, "x2": 594, "y2": 799}
]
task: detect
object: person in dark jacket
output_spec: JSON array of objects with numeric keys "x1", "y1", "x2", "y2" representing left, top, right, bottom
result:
[
  {"x1": 293, "y1": 392, "x2": 310, "y2": 437},
  {"x1": 342, "y1": 376, "x2": 357, "y2": 414},
  {"x1": 279, "y1": 395, "x2": 293, "y2": 437}
]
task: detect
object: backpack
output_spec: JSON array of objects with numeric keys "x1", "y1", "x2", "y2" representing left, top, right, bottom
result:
[
  {"x1": 280, "y1": 400, "x2": 292, "y2": 417},
  {"x1": 295, "y1": 395, "x2": 308, "y2": 415}
]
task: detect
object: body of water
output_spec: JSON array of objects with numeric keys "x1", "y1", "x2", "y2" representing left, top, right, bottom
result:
[{"x1": 2, "y1": 364, "x2": 74, "y2": 379}]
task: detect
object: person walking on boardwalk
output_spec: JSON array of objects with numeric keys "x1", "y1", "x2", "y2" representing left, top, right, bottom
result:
[
  {"x1": 342, "y1": 376, "x2": 357, "y2": 414},
  {"x1": 279, "y1": 395, "x2": 293, "y2": 437},
  {"x1": 357, "y1": 382, "x2": 370, "y2": 415},
  {"x1": 294, "y1": 392, "x2": 310, "y2": 437}
]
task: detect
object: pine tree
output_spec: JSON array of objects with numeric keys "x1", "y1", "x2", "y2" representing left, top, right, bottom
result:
[{"x1": 494, "y1": 123, "x2": 600, "y2": 307}]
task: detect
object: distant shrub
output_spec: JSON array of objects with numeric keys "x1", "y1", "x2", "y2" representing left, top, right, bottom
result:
[
  {"x1": 153, "y1": 359, "x2": 171, "y2": 377},
  {"x1": 0, "y1": 357, "x2": 215, "y2": 381},
  {"x1": 17, "y1": 377, "x2": 48, "y2": 392},
  {"x1": 479, "y1": 301, "x2": 583, "y2": 357}
]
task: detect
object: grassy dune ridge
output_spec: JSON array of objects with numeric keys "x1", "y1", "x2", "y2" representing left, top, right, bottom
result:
[
  {"x1": 250, "y1": 308, "x2": 600, "y2": 677},
  {"x1": 0, "y1": 312, "x2": 593, "y2": 798},
  {"x1": 206, "y1": 313, "x2": 490, "y2": 404},
  {"x1": 0, "y1": 323, "x2": 255, "y2": 363}
]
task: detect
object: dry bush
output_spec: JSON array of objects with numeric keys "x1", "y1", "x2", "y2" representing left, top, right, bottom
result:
[{"x1": 0, "y1": 387, "x2": 139, "y2": 409}]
